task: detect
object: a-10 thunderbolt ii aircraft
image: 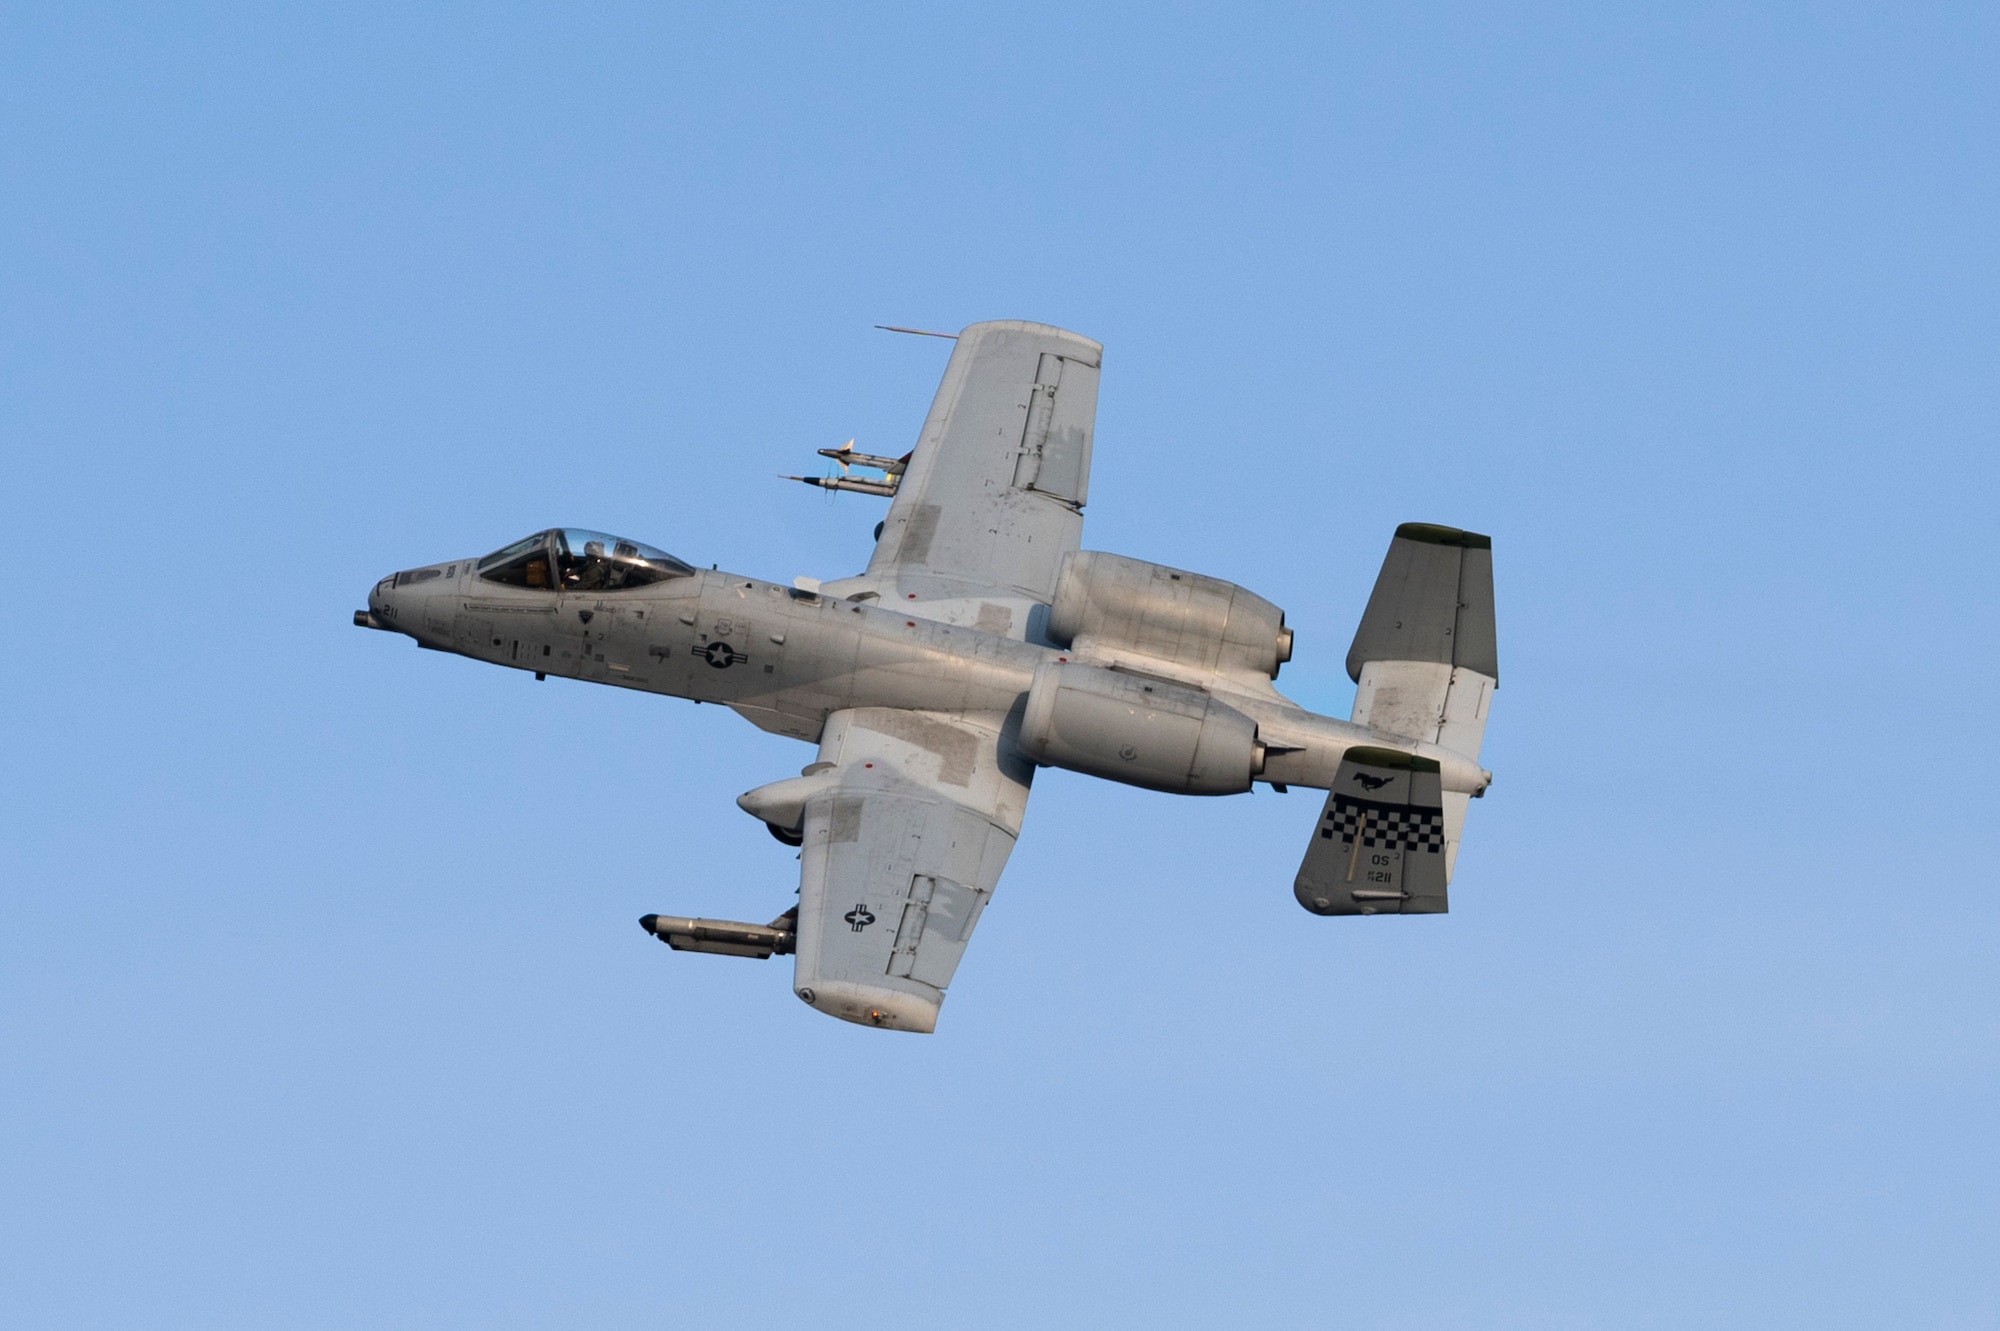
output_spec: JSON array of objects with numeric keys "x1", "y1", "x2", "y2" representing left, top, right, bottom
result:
[{"x1": 358, "y1": 321, "x2": 1497, "y2": 1032}]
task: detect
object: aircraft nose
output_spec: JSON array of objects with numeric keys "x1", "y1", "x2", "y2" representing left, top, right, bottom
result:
[{"x1": 355, "y1": 574, "x2": 406, "y2": 633}]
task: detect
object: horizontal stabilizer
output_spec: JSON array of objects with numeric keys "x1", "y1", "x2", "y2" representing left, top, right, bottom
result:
[{"x1": 1294, "y1": 747, "x2": 1448, "y2": 917}]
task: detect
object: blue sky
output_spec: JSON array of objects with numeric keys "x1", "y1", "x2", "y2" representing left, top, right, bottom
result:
[{"x1": 3, "y1": 4, "x2": 1996, "y2": 1326}]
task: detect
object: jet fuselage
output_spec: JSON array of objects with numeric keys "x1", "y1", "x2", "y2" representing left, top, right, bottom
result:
[{"x1": 363, "y1": 553, "x2": 1485, "y2": 796}]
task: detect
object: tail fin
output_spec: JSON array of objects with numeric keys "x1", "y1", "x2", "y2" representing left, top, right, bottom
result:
[
  {"x1": 1295, "y1": 747, "x2": 1449, "y2": 916},
  {"x1": 1343, "y1": 523, "x2": 1497, "y2": 882},
  {"x1": 1346, "y1": 522, "x2": 1496, "y2": 756}
]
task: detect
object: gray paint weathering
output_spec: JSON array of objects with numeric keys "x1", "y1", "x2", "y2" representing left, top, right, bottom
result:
[{"x1": 359, "y1": 320, "x2": 1500, "y2": 1032}]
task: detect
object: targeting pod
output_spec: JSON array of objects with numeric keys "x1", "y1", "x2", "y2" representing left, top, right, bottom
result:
[{"x1": 639, "y1": 911, "x2": 798, "y2": 959}]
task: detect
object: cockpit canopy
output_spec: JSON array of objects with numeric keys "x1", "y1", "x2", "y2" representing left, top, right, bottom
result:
[{"x1": 477, "y1": 529, "x2": 695, "y2": 592}]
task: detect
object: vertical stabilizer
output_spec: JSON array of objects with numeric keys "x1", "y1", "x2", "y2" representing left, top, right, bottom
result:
[
  {"x1": 1342, "y1": 524, "x2": 1498, "y2": 881},
  {"x1": 1295, "y1": 747, "x2": 1450, "y2": 916}
]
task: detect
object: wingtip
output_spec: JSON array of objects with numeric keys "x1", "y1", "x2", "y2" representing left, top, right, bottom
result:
[{"x1": 795, "y1": 980, "x2": 940, "y2": 1033}]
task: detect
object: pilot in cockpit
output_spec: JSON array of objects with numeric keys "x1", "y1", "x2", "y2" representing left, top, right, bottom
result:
[
  {"x1": 567, "y1": 540, "x2": 614, "y2": 591},
  {"x1": 477, "y1": 529, "x2": 694, "y2": 594}
]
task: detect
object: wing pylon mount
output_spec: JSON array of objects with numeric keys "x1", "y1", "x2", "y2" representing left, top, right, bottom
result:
[{"x1": 783, "y1": 439, "x2": 910, "y2": 498}]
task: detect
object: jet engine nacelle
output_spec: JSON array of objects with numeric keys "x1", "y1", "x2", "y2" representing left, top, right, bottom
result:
[
  {"x1": 1018, "y1": 660, "x2": 1264, "y2": 796},
  {"x1": 1048, "y1": 551, "x2": 1292, "y2": 680}
]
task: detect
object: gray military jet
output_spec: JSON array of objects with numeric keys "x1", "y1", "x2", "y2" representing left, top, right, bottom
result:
[{"x1": 358, "y1": 321, "x2": 1497, "y2": 1032}]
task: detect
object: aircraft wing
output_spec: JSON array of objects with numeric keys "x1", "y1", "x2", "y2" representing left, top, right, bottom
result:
[
  {"x1": 791, "y1": 706, "x2": 1035, "y2": 1032},
  {"x1": 832, "y1": 321, "x2": 1103, "y2": 631}
]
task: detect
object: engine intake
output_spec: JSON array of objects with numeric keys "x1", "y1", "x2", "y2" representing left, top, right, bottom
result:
[
  {"x1": 1019, "y1": 660, "x2": 1263, "y2": 795},
  {"x1": 1049, "y1": 551, "x2": 1290, "y2": 680}
]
